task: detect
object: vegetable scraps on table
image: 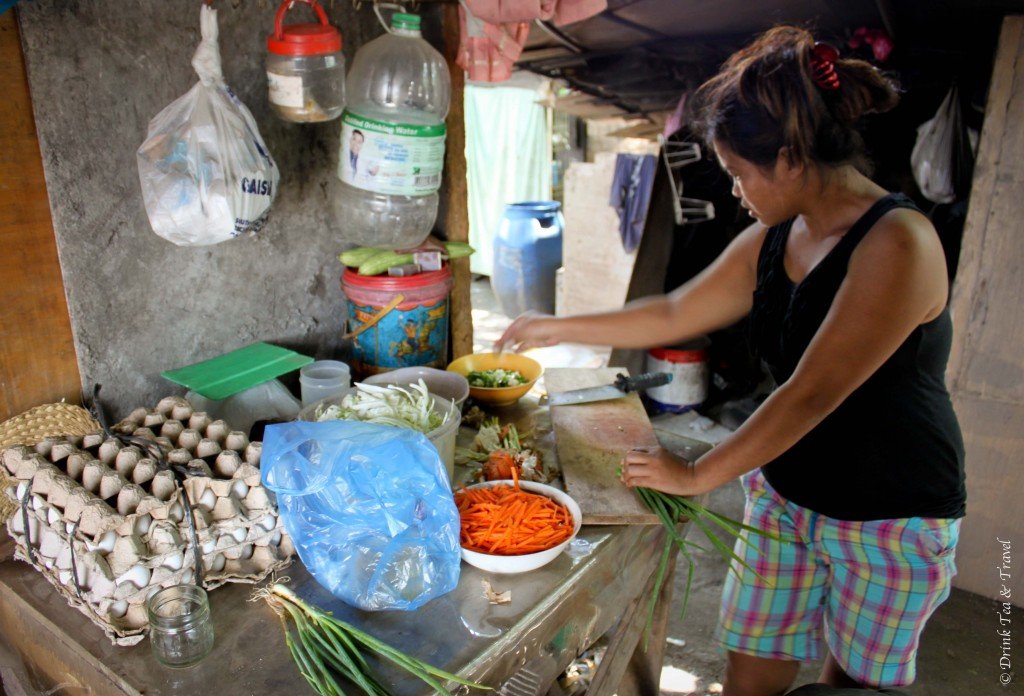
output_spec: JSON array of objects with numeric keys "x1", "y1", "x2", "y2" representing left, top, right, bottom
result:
[
  {"x1": 466, "y1": 368, "x2": 527, "y2": 388},
  {"x1": 455, "y1": 471, "x2": 574, "y2": 556},
  {"x1": 314, "y1": 380, "x2": 449, "y2": 433},
  {"x1": 257, "y1": 583, "x2": 490, "y2": 696},
  {"x1": 455, "y1": 416, "x2": 552, "y2": 483}
]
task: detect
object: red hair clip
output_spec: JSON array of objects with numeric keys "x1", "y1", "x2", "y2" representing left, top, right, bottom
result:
[{"x1": 810, "y1": 42, "x2": 841, "y2": 91}]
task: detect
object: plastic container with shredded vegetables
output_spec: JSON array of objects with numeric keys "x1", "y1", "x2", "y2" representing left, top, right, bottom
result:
[
  {"x1": 297, "y1": 381, "x2": 459, "y2": 480},
  {"x1": 455, "y1": 478, "x2": 581, "y2": 574}
]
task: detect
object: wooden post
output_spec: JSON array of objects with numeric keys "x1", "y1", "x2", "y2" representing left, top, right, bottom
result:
[
  {"x1": 0, "y1": 10, "x2": 80, "y2": 421},
  {"x1": 440, "y1": 2, "x2": 474, "y2": 359},
  {"x1": 946, "y1": 15, "x2": 1024, "y2": 605},
  {"x1": 608, "y1": 157, "x2": 676, "y2": 376}
]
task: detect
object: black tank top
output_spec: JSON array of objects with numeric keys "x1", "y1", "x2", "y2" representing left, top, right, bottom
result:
[{"x1": 750, "y1": 193, "x2": 966, "y2": 520}]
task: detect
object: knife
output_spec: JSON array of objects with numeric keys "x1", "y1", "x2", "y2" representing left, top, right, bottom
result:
[{"x1": 548, "y1": 372, "x2": 673, "y2": 406}]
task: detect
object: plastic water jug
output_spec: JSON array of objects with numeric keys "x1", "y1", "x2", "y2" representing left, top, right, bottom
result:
[
  {"x1": 491, "y1": 201, "x2": 564, "y2": 317},
  {"x1": 333, "y1": 12, "x2": 450, "y2": 249}
]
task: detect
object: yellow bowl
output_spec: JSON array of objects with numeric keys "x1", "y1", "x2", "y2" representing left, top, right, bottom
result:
[{"x1": 447, "y1": 353, "x2": 543, "y2": 407}]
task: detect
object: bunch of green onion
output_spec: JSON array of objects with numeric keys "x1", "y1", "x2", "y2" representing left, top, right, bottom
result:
[
  {"x1": 631, "y1": 483, "x2": 783, "y2": 648},
  {"x1": 259, "y1": 584, "x2": 489, "y2": 696}
]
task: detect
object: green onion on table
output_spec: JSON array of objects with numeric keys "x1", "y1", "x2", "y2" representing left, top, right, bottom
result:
[{"x1": 258, "y1": 583, "x2": 491, "y2": 695}]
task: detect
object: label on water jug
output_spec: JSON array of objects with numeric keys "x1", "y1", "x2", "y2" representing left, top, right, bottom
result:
[{"x1": 338, "y1": 110, "x2": 446, "y2": 196}]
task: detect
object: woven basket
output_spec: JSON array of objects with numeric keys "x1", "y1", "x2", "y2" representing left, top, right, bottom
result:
[{"x1": 0, "y1": 402, "x2": 101, "y2": 524}]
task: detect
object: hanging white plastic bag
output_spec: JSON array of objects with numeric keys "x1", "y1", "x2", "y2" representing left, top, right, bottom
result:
[
  {"x1": 137, "y1": 5, "x2": 279, "y2": 246},
  {"x1": 911, "y1": 87, "x2": 972, "y2": 205}
]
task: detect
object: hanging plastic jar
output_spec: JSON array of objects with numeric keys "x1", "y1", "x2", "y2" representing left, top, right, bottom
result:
[{"x1": 266, "y1": 0, "x2": 345, "y2": 123}]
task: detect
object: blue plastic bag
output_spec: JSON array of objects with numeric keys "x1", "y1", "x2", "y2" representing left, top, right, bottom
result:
[{"x1": 262, "y1": 421, "x2": 460, "y2": 611}]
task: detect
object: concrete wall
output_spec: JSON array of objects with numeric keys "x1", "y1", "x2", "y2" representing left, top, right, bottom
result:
[{"x1": 15, "y1": 0, "x2": 443, "y2": 416}]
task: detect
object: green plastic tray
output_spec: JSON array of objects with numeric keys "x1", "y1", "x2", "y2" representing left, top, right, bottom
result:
[{"x1": 161, "y1": 342, "x2": 313, "y2": 401}]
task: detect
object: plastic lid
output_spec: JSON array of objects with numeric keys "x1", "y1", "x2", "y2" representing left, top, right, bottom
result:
[
  {"x1": 649, "y1": 337, "x2": 711, "y2": 363},
  {"x1": 342, "y1": 265, "x2": 451, "y2": 292},
  {"x1": 391, "y1": 13, "x2": 421, "y2": 31},
  {"x1": 268, "y1": 0, "x2": 342, "y2": 56},
  {"x1": 268, "y1": 23, "x2": 342, "y2": 56}
]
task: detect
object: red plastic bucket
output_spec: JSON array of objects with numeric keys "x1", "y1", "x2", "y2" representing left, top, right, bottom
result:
[
  {"x1": 645, "y1": 337, "x2": 710, "y2": 413},
  {"x1": 341, "y1": 266, "x2": 453, "y2": 378}
]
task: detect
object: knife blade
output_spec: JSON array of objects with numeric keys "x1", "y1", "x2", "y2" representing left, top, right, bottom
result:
[{"x1": 548, "y1": 372, "x2": 672, "y2": 406}]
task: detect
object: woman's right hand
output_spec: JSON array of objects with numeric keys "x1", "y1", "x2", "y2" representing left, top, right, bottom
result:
[{"x1": 494, "y1": 311, "x2": 562, "y2": 353}]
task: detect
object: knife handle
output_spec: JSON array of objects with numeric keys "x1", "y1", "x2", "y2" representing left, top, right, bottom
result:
[{"x1": 615, "y1": 372, "x2": 673, "y2": 393}]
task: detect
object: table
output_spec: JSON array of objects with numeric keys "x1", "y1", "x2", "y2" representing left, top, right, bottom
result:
[{"x1": 0, "y1": 397, "x2": 703, "y2": 695}]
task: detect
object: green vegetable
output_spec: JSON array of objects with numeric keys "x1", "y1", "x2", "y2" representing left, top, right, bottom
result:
[
  {"x1": 627, "y1": 476, "x2": 785, "y2": 650},
  {"x1": 358, "y1": 251, "x2": 415, "y2": 276},
  {"x1": 467, "y1": 369, "x2": 527, "y2": 388},
  {"x1": 339, "y1": 246, "x2": 387, "y2": 268},
  {"x1": 314, "y1": 380, "x2": 449, "y2": 433},
  {"x1": 344, "y1": 242, "x2": 475, "y2": 276},
  {"x1": 260, "y1": 584, "x2": 490, "y2": 696},
  {"x1": 442, "y1": 241, "x2": 475, "y2": 259}
]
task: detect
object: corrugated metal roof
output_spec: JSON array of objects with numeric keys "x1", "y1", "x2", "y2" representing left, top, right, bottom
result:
[{"x1": 516, "y1": 0, "x2": 1024, "y2": 122}]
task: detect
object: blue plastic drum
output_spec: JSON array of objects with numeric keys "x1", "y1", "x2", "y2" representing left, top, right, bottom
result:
[{"x1": 491, "y1": 201, "x2": 564, "y2": 317}]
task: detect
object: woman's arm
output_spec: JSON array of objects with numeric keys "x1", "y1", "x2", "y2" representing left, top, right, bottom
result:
[
  {"x1": 622, "y1": 209, "x2": 950, "y2": 495},
  {"x1": 495, "y1": 222, "x2": 767, "y2": 352}
]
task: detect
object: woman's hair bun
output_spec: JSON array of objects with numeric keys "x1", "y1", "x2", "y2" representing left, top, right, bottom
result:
[{"x1": 692, "y1": 25, "x2": 899, "y2": 171}]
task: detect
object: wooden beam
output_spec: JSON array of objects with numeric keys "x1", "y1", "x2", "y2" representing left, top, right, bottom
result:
[
  {"x1": 441, "y1": 2, "x2": 473, "y2": 359},
  {"x1": 609, "y1": 158, "x2": 676, "y2": 376},
  {"x1": 946, "y1": 15, "x2": 1024, "y2": 604},
  {"x1": 0, "y1": 10, "x2": 80, "y2": 421}
]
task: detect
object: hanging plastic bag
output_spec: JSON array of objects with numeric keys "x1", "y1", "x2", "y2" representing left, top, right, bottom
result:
[
  {"x1": 261, "y1": 421, "x2": 461, "y2": 611},
  {"x1": 137, "y1": 5, "x2": 279, "y2": 246},
  {"x1": 911, "y1": 86, "x2": 976, "y2": 204}
]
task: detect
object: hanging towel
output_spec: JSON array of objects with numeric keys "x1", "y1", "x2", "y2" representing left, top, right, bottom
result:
[
  {"x1": 458, "y1": 2, "x2": 530, "y2": 82},
  {"x1": 467, "y1": 0, "x2": 607, "y2": 25},
  {"x1": 459, "y1": 0, "x2": 606, "y2": 83},
  {"x1": 609, "y1": 154, "x2": 657, "y2": 253}
]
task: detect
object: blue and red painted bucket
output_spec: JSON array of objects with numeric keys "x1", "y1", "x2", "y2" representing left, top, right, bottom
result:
[
  {"x1": 645, "y1": 337, "x2": 711, "y2": 413},
  {"x1": 341, "y1": 266, "x2": 453, "y2": 379}
]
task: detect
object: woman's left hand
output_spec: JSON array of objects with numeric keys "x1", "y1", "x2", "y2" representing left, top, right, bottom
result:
[{"x1": 620, "y1": 446, "x2": 711, "y2": 497}]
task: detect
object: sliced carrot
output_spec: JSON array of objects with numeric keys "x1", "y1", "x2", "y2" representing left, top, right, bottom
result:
[{"x1": 454, "y1": 483, "x2": 575, "y2": 556}]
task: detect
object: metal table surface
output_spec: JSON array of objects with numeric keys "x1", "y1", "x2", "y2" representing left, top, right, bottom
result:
[
  {"x1": 0, "y1": 397, "x2": 687, "y2": 696},
  {"x1": 0, "y1": 524, "x2": 666, "y2": 695}
]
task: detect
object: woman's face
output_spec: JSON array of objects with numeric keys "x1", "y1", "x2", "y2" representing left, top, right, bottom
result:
[{"x1": 713, "y1": 140, "x2": 802, "y2": 226}]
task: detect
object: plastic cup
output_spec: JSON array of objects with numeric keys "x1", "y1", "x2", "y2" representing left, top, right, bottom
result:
[{"x1": 299, "y1": 360, "x2": 351, "y2": 408}]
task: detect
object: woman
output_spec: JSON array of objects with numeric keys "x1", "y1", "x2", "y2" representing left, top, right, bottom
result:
[{"x1": 496, "y1": 27, "x2": 965, "y2": 696}]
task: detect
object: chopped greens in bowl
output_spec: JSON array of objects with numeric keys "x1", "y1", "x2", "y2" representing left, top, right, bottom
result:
[{"x1": 466, "y1": 368, "x2": 527, "y2": 389}]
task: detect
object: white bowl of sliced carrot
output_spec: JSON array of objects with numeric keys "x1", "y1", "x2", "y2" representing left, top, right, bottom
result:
[{"x1": 454, "y1": 478, "x2": 582, "y2": 574}]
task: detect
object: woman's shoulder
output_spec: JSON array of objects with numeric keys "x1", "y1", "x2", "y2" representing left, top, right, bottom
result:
[
  {"x1": 731, "y1": 220, "x2": 773, "y2": 271},
  {"x1": 856, "y1": 202, "x2": 943, "y2": 266},
  {"x1": 849, "y1": 200, "x2": 949, "y2": 317}
]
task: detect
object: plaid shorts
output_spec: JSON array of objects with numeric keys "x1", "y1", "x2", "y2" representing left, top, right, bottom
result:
[{"x1": 716, "y1": 469, "x2": 960, "y2": 687}]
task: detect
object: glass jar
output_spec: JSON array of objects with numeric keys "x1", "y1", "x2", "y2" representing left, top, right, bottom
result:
[
  {"x1": 266, "y1": 0, "x2": 345, "y2": 123},
  {"x1": 147, "y1": 584, "x2": 215, "y2": 668}
]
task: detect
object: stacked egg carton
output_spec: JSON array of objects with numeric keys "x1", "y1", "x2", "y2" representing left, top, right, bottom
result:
[{"x1": 2, "y1": 396, "x2": 294, "y2": 646}]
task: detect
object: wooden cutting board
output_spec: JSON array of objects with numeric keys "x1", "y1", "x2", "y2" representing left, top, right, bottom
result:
[{"x1": 547, "y1": 367, "x2": 661, "y2": 525}]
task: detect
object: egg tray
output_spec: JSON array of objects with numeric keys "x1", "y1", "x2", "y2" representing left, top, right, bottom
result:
[{"x1": 1, "y1": 396, "x2": 294, "y2": 647}]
